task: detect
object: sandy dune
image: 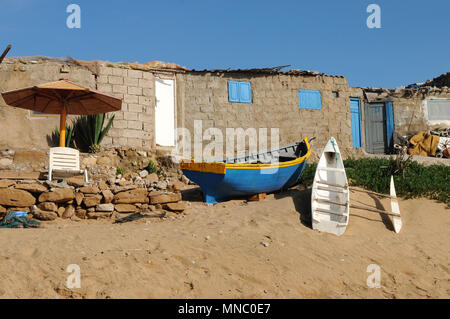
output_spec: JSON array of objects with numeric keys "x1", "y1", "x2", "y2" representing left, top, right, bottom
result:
[{"x1": 0, "y1": 186, "x2": 448, "y2": 299}]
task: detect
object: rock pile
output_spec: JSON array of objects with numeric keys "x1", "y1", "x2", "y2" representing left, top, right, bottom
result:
[{"x1": 0, "y1": 173, "x2": 189, "y2": 222}]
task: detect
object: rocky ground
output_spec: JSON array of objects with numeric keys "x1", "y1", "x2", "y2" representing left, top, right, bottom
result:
[{"x1": 0, "y1": 147, "x2": 192, "y2": 222}]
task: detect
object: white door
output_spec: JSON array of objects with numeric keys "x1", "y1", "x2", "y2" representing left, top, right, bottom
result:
[{"x1": 155, "y1": 78, "x2": 175, "y2": 146}]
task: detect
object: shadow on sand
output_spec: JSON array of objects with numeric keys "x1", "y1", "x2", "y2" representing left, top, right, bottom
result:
[
  {"x1": 181, "y1": 187, "x2": 204, "y2": 202},
  {"x1": 183, "y1": 185, "x2": 396, "y2": 232},
  {"x1": 367, "y1": 193, "x2": 395, "y2": 231},
  {"x1": 275, "y1": 187, "x2": 396, "y2": 232},
  {"x1": 274, "y1": 187, "x2": 313, "y2": 229}
]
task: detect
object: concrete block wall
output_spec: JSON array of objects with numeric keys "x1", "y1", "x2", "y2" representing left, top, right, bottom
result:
[
  {"x1": 178, "y1": 72, "x2": 354, "y2": 160},
  {"x1": 96, "y1": 66, "x2": 156, "y2": 150},
  {"x1": 0, "y1": 62, "x2": 96, "y2": 150},
  {"x1": 0, "y1": 61, "x2": 159, "y2": 151}
]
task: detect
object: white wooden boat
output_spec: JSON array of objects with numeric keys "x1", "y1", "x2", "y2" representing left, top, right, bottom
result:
[
  {"x1": 348, "y1": 176, "x2": 403, "y2": 234},
  {"x1": 311, "y1": 137, "x2": 349, "y2": 236},
  {"x1": 390, "y1": 176, "x2": 402, "y2": 233}
]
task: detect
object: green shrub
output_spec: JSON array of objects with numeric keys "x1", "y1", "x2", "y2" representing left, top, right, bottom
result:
[
  {"x1": 145, "y1": 159, "x2": 158, "y2": 175},
  {"x1": 299, "y1": 158, "x2": 449, "y2": 206},
  {"x1": 298, "y1": 162, "x2": 317, "y2": 186},
  {"x1": 343, "y1": 157, "x2": 392, "y2": 194},
  {"x1": 116, "y1": 167, "x2": 124, "y2": 176}
]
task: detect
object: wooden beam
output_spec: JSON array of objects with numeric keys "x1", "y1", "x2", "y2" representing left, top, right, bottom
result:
[
  {"x1": 316, "y1": 180, "x2": 348, "y2": 188},
  {"x1": 350, "y1": 204, "x2": 401, "y2": 217},
  {"x1": 314, "y1": 197, "x2": 348, "y2": 207},
  {"x1": 317, "y1": 185, "x2": 346, "y2": 193},
  {"x1": 349, "y1": 187, "x2": 392, "y2": 199},
  {"x1": 0, "y1": 45, "x2": 12, "y2": 64}
]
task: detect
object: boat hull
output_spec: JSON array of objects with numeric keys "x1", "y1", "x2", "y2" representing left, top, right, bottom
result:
[
  {"x1": 181, "y1": 138, "x2": 311, "y2": 204},
  {"x1": 311, "y1": 137, "x2": 350, "y2": 236}
]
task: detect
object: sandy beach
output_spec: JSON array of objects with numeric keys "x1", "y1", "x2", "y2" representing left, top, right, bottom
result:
[{"x1": 0, "y1": 186, "x2": 448, "y2": 299}]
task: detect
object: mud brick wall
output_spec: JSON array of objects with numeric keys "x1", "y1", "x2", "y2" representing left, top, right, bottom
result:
[
  {"x1": 360, "y1": 88, "x2": 450, "y2": 139},
  {"x1": 2, "y1": 59, "x2": 447, "y2": 157},
  {"x1": 390, "y1": 90, "x2": 450, "y2": 136},
  {"x1": 96, "y1": 66, "x2": 156, "y2": 149},
  {"x1": 178, "y1": 72, "x2": 354, "y2": 160},
  {"x1": 348, "y1": 87, "x2": 450, "y2": 151}
]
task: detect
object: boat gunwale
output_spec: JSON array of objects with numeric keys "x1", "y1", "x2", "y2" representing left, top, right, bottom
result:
[{"x1": 180, "y1": 138, "x2": 311, "y2": 174}]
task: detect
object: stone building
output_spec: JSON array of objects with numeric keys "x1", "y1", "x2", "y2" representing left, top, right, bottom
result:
[
  {"x1": 178, "y1": 68, "x2": 352, "y2": 160},
  {"x1": 0, "y1": 56, "x2": 449, "y2": 160}
]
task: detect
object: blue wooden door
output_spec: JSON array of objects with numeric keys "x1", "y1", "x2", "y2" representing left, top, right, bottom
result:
[
  {"x1": 350, "y1": 98, "x2": 362, "y2": 147},
  {"x1": 385, "y1": 101, "x2": 394, "y2": 151}
]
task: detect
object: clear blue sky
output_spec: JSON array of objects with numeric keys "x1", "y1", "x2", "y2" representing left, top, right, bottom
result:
[{"x1": 1, "y1": 0, "x2": 449, "y2": 88}]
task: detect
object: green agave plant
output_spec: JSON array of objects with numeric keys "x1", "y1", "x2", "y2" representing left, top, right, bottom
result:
[
  {"x1": 73, "y1": 113, "x2": 115, "y2": 153},
  {"x1": 48, "y1": 125, "x2": 74, "y2": 147}
]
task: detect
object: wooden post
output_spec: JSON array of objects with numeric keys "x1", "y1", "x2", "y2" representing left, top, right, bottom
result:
[{"x1": 59, "y1": 102, "x2": 67, "y2": 147}]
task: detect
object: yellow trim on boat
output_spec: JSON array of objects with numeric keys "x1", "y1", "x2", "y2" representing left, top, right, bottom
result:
[
  {"x1": 180, "y1": 138, "x2": 311, "y2": 174},
  {"x1": 180, "y1": 161, "x2": 226, "y2": 174}
]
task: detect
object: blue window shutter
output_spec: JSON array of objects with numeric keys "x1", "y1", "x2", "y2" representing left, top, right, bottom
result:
[
  {"x1": 238, "y1": 82, "x2": 252, "y2": 103},
  {"x1": 385, "y1": 101, "x2": 394, "y2": 150},
  {"x1": 228, "y1": 81, "x2": 251, "y2": 103},
  {"x1": 298, "y1": 89, "x2": 321, "y2": 109},
  {"x1": 350, "y1": 98, "x2": 362, "y2": 147},
  {"x1": 228, "y1": 81, "x2": 239, "y2": 102}
]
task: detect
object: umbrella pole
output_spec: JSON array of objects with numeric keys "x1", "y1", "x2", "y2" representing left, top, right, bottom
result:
[{"x1": 59, "y1": 101, "x2": 68, "y2": 147}]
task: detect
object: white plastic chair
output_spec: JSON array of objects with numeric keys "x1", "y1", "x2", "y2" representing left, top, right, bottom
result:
[{"x1": 48, "y1": 147, "x2": 88, "y2": 183}]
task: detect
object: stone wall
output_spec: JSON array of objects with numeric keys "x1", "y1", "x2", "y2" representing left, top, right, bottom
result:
[
  {"x1": 178, "y1": 72, "x2": 354, "y2": 160},
  {"x1": 0, "y1": 172, "x2": 188, "y2": 222}
]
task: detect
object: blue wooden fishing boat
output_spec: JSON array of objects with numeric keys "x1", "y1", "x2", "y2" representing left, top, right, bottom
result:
[{"x1": 181, "y1": 137, "x2": 311, "y2": 204}]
